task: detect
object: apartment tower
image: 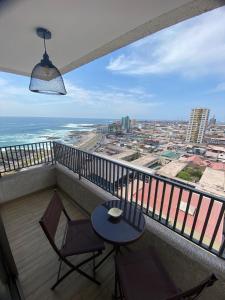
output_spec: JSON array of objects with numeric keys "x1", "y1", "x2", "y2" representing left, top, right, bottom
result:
[
  {"x1": 121, "y1": 116, "x2": 131, "y2": 132},
  {"x1": 186, "y1": 108, "x2": 209, "y2": 144}
]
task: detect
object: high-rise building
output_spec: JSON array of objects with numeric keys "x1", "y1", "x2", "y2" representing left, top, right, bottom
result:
[
  {"x1": 186, "y1": 108, "x2": 209, "y2": 144},
  {"x1": 121, "y1": 116, "x2": 131, "y2": 132},
  {"x1": 108, "y1": 122, "x2": 122, "y2": 134}
]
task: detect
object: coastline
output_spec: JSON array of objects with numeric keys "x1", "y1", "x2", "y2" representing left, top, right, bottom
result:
[{"x1": 0, "y1": 116, "x2": 110, "y2": 148}]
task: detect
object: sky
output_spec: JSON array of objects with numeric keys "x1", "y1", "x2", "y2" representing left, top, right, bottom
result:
[{"x1": 0, "y1": 7, "x2": 225, "y2": 121}]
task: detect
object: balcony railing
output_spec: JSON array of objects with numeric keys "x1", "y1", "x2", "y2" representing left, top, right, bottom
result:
[
  {"x1": 0, "y1": 141, "x2": 54, "y2": 173},
  {"x1": 0, "y1": 141, "x2": 224, "y2": 259}
]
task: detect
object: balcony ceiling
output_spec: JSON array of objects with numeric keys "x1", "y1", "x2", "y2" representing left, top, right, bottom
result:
[{"x1": 0, "y1": 0, "x2": 224, "y2": 77}]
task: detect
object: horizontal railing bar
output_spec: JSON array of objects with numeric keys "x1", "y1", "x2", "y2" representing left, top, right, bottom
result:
[
  {"x1": 0, "y1": 141, "x2": 54, "y2": 175},
  {"x1": 0, "y1": 141, "x2": 52, "y2": 149}
]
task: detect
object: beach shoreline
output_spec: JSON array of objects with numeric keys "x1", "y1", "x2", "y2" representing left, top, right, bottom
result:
[{"x1": 0, "y1": 116, "x2": 110, "y2": 148}]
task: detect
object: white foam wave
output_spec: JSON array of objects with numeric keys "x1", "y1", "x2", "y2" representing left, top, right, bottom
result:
[{"x1": 63, "y1": 123, "x2": 94, "y2": 128}]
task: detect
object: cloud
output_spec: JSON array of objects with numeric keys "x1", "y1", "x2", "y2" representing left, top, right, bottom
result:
[
  {"x1": 107, "y1": 7, "x2": 225, "y2": 78},
  {"x1": 0, "y1": 77, "x2": 161, "y2": 118},
  {"x1": 0, "y1": 78, "x2": 28, "y2": 99},
  {"x1": 209, "y1": 82, "x2": 225, "y2": 93},
  {"x1": 64, "y1": 80, "x2": 158, "y2": 106}
]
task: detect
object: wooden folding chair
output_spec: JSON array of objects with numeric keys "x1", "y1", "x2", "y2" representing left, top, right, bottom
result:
[
  {"x1": 115, "y1": 247, "x2": 217, "y2": 300},
  {"x1": 39, "y1": 190, "x2": 105, "y2": 290}
]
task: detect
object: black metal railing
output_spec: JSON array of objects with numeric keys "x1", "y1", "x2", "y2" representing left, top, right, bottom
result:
[
  {"x1": 0, "y1": 141, "x2": 224, "y2": 259},
  {"x1": 0, "y1": 142, "x2": 54, "y2": 174},
  {"x1": 54, "y1": 142, "x2": 225, "y2": 259}
]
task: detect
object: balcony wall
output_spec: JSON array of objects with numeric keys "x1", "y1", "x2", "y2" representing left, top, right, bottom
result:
[
  {"x1": 0, "y1": 163, "x2": 225, "y2": 299},
  {"x1": 56, "y1": 164, "x2": 117, "y2": 213},
  {"x1": 0, "y1": 165, "x2": 56, "y2": 204}
]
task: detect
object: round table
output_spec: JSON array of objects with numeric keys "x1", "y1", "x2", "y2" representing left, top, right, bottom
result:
[
  {"x1": 91, "y1": 200, "x2": 145, "y2": 297},
  {"x1": 91, "y1": 199, "x2": 145, "y2": 247}
]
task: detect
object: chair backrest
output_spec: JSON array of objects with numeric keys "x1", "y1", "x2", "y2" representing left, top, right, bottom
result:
[
  {"x1": 167, "y1": 274, "x2": 217, "y2": 300},
  {"x1": 39, "y1": 191, "x2": 68, "y2": 255}
]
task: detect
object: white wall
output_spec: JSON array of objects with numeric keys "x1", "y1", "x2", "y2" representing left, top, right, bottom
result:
[{"x1": 0, "y1": 165, "x2": 56, "y2": 203}]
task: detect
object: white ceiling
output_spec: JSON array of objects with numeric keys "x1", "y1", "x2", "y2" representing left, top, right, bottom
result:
[{"x1": 0, "y1": 0, "x2": 224, "y2": 77}]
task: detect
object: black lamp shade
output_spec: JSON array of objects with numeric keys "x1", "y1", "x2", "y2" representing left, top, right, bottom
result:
[{"x1": 29, "y1": 52, "x2": 67, "y2": 95}]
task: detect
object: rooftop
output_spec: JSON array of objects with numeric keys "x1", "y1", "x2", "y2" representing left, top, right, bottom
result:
[
  {"x1": 161, "y1": 151, "x2": 181, "y2": 160},
  {"x1": 199, "y1": 167, "x2": 225, "y2": 195},
  {"x1": 131, "y1": 154, "x2": 158, "y2": 168},
  {"x1": 157, "y1": 160, "x2": 188, "y2": 177}
]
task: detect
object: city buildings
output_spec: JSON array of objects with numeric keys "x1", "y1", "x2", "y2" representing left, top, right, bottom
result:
[
  {"x1": 108, "y1": 122, "x2": 122, "y2": 134},
  {"x1": 186, "y1": 108, "x2": 210, "y2": 144}
]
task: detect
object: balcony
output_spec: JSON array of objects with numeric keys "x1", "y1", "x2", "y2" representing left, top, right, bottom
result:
[
  {"x1": 0, "y1": 142, "x2": 224, "y2": 300},
  {"x1": 1, "y1": 189, "x2": 115, "y2": 300},
  {"x1": 1, "y1": 2, "x2": 225, "y2": 299}
]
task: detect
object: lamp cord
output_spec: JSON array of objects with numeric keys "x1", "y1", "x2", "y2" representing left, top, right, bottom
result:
[{"x1": 43, "y1": 34, "x2": 47, "y2": 53}]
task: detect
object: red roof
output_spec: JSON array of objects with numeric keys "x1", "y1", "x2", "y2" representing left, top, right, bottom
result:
[
  {"x1": 184, "y1": 155, "x2": 208, "y2": 166},
  {"x1": 133, "y1": 180, "x2": 224, "y2": 250},
  {"x1": 208, "y1": 161, "x2": 225, "y2": 171},
  {"x1": 182, "y1": 155, "x2": 225, "y2": 170}
]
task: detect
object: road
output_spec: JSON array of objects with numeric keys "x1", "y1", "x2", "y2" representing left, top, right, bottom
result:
[{"x1": 80, "y1": 133, "x2": 105, "y2": 152}]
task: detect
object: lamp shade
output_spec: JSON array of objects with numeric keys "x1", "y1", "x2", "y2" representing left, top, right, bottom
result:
[{"x1": 29, "y1": 52, "x2": 67, "y2": 95}]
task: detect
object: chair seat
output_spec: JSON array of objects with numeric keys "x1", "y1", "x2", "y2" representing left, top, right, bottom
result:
[
  {"x1": 60, "y1": 219, "x2": 105, "y2": 257},
  {"x1": 116, "y1": 247, "x2": 179, "y2": 300}
]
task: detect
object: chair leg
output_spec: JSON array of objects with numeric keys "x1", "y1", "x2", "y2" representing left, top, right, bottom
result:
[
  {"x1": 52, "y1": 268, "x2": 74, "y2": 290},
  {"x1": 57, "y1": 258, "x2": 63, "y2": 281},
  {"x1": 52, "y1": 263, "x2": 101, "y2": 290},
  {"x1": 52, "y1": 252, "x2": 102, "y2": 290}
]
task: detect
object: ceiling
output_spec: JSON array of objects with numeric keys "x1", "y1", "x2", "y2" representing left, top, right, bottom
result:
[{"x1": 0, "y1": 0, "x2": 224, "y2": 77}]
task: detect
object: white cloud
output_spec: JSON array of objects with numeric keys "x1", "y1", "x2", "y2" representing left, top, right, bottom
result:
[
  {"x1": 210, "y1": 82, "x2": 225, "y2": 93},
  {"x1": 107, "y1": 7, "x2": 225, "y2": 78},
  {"x1": 0, "y1": 78, "x2": 28, "y2": 99},
  {"x1": 64, "y1": 80, "x2": 157, "y2": 106},
  {"x1": 0, "y1": 77, "x2": 162, "y2": 118}
]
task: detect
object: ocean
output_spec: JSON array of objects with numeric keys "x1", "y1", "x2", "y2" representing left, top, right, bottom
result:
[{"x1": 0, "y1": 116, "x2": 112, "y2": 147}]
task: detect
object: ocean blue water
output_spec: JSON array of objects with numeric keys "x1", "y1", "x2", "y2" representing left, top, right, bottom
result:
[{"x1": 0, "y1": 116, "x2": 112, "y2": 147}]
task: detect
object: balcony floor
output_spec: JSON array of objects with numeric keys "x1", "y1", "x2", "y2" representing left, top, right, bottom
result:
[{"x1": 1, "y1": 189, "x2": 114, "y2": 300}]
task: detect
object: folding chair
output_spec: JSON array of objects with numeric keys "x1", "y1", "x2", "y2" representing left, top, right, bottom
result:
[
  {"x1": 39, "y1": 190, "x2": 105, "y2": 290},
  {"x1": 115, "y1": 247, "x2": 217, "y2": 300}
]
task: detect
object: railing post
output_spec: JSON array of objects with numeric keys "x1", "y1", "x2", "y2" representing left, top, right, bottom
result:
[
  {"x1": 78, "y1": 151, "x2": 81, "y2": 180},
  {"x1": 52, "y1": 141, "x2": 56, "y2": 164}
]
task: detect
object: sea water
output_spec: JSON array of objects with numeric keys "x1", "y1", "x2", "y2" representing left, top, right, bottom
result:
[{"x1": 0, "y1": 116, "x2": 112, "y2": 147}]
